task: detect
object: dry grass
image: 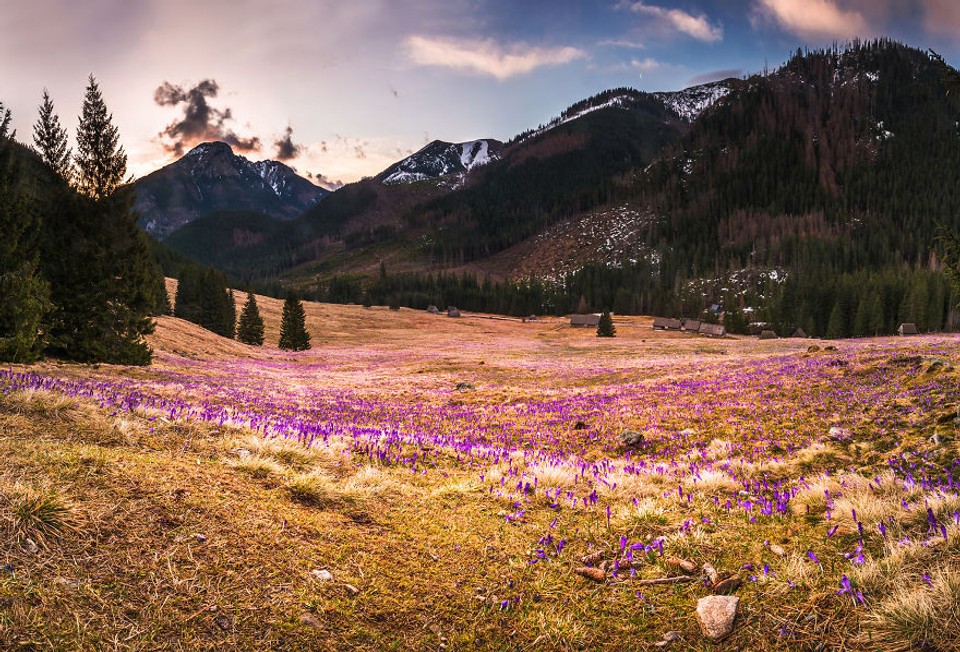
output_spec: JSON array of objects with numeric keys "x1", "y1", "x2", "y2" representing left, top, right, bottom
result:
[
  {"x1": 1, "y1": 482, "x2": 79, "y2": 545},
  {"x1": 860, "y1": 567, "x2": 960, "y2": 650},
  {"x1": 2, "y1": 286, "x2": 959, "y2": 649}
]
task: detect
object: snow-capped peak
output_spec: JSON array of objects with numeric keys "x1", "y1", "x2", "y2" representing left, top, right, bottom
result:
[{"x1": 381, "y1": 139, "x2": 502, "y2": 185}]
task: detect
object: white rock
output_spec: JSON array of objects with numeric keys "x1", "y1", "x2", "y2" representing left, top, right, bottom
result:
[
  {"x1": 311, "y1": 569, "x2": 333, "y2": 581},
  {"x1": 696, "y1": 595, "x2": 739, "y2": 641}
]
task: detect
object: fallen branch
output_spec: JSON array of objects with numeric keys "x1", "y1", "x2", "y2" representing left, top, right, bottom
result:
[{"x1": 634, "y1": 576, "x2": 697, "y2": 586}]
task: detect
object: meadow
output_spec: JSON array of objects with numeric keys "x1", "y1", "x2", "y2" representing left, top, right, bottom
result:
[{"x1": 2, "y1": 290, "x2": 959, "y2": 650}]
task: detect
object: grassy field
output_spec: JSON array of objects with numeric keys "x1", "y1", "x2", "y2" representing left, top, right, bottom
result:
[{"x1": 2, "y1": 287, "x2": 960, "y2": 650}]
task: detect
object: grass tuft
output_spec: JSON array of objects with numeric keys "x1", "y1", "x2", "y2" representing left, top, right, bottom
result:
[
  {"x1": 862, "y1": 566, "x2": 960, "y2": 651},
  {"x1": 3, "y1": 483, "x2": 79, "y2": 544}
]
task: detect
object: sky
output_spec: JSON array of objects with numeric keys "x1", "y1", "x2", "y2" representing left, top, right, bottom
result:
[{"x1": 2, "y1": 0, "x2": 959, "y2": 187}]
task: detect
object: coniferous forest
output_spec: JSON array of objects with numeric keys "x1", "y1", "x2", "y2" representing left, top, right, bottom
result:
[
  {"x1": 303, "y1": 40, "x2": 960, "y2": 337},
  {"x1": 0, "y1": 78, "x2": 167, "y2": 365},
  {"x1": 3, "y1": 41, "x2": 960, "y2": 350}
]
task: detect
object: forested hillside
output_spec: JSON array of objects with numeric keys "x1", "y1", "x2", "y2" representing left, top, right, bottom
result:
[
  {"x1": 105, "y1": 40, "x2": 960, "y2": 338},
  {"x1": 0, "y1": 80, "x2": 168, "y2": 365}
]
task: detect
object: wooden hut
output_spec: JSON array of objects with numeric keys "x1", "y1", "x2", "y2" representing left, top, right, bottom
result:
[
  {"x1": 427, "y1": 305, "x2": 440, "y2": 314},
  {"x1": 570, "y1": 314, "x2": 601, "y2": 328},
  {"x1": 898, "y1": 322, "x2": 918, "y2": 336},
  {"x1": 682, "y1": 319, "x2": 702, "y2": 332},
  {"x1": 790, "y1": 328, "x2": 807, "y2": 338},
  {"x1": 447, "y1": 307, "x2": 461, "y2": 318},
  {"x1": 759, "y1": 329, "x2": 778, "y2": 340},
  {"x1": 653, "y1": 317, "x2": 682, "y2": 330},
  {"x1": 698, "y1": 323, "x2": 727, "y2": 338}
]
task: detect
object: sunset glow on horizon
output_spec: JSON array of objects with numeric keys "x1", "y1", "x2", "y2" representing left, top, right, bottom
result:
[{"x1": 3, "y1": 0, "x2": 959, "y2": 184}]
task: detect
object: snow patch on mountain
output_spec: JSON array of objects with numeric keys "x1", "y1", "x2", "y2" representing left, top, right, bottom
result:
[
  {"x1": 653, "y1": 80, "x2": 732, "y2": 122},
  {"x1": 381, "y1": 139, "x2": 501, "y2": 185},
  {"x1": 518, "y1": 95, "x2": 635, "y2": 144},
  {"x1": 134, "y1": 141, "x2": 328, "y2": 239}
]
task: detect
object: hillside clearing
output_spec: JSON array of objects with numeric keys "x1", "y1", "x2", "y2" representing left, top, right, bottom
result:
[{"x1": 2, "y1": 291, "x2": 960, "y2": 650}]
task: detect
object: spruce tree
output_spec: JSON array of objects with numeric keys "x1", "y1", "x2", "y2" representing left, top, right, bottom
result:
[
  {"x1": 42, "y1": 77, "x2": 158, "y2": 365},
  {"x1": 0, "y1": 102, "x2": 51, "y2": 362},
  {"x1": 825, "y1": 301, "x2": 845, "y2": 339},
  {"x1": 936, "y1": 224, "x2": 960, "y2": 312},
  {"x1": 596, "y1": 310, "x2": 616, "y2": 337},
  {"x1": 174, "y1": 264, "x2": 235, "y2": 338},
  {"x1": 32, "y1": 90, "x2": 72, "y2": 182},
  {"x1": 278, "y1": 292, "x2": 310, "y2": 351},
  {"x1": 75, "y1": 75, "x2": 126, "y2": 200},
  {"x1": 237, "y1": 289, "x2": 265, "y2": 346}
]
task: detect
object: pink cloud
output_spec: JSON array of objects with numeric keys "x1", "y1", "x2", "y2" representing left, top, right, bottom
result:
[
  {"x1": 752, "y1": 0, "x2": 871, "y2": 39},
  {"x1": 405, "y1": 36, "x2": 585, "y2": 80},
  {"x1": 922, "y1": 0, "x2": 960, "y2": 36},
  {"x1": 628, "y1": 2, "x2": 723, "y2": 42}
]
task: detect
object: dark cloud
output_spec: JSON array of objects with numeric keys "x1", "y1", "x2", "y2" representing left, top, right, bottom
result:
[
  {"x1": 309, "y1": 172, "x2": 343, "y2": 190},
  {"x1": 273, "y1": 125, "x2": 302, "y2": 161},
  {"x1": 687, "y1": 68, "x2": 744, "y2": 85},
  {"x1": 154, "y1": 79, "x2": 261, "y2": 156}
]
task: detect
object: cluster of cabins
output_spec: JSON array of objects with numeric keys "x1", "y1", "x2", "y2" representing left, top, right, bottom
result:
[
  {"x1": 569, "y1": 314, "x2": 724, "y2": 337},
  {"x1": 428, "y1": 305, "x2": 461, "y2": 318},
  {"x1": 651, "y1": 317, "x2": 727, "y2": 338},
  {"x1": 431, "y1": 305, "x2": 923, "y2": 338}
]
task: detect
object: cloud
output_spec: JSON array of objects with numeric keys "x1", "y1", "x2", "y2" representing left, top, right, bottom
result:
[
  {"x1": 273, "y1": 125, "x2": 302, "y2": 161},
  {"x1": 599, "y1": 38, "x2": 647, "y2": 50},
  {"x1": 632, "y1": 57, "x2": 665, "y2": 74},
  {"x1": 751, "y1": 0, "x2": 870, "y2": 39},
  {"x1": 922, "y1": 0, "x2": 960, "y2": 36},
  {"x1": 154, "y1": 79, "x2": 261, "y2": 156},
  {"x1": 405, "y1": 35, "x2": 585, "y2": 80},
  {"x1": 309, "y1": 172, "x2": 343, "y2": 191},
  {"x1": 688, "y1": 68, "x2": 744, "y2": 85},
  {"x1": 627, "y1": 2, "x2": 723, "y2": 42}
]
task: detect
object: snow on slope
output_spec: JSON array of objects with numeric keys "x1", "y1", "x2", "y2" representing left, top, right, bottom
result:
[
  {"x1": 381, "y1": 139, "x2": 501, "y2": 185},
  {"x1": 652, "y1": 80, "x2": 732, "y2": 122}
]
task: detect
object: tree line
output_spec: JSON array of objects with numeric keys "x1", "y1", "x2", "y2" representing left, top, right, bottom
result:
[
  {"x1": 1, "y1": 78, "x2": 167, "y2": 365},
  {"x1": 172, "y1": 263, "x2": 310, "y2": 351}
]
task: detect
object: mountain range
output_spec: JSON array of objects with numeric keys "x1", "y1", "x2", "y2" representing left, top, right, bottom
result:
[
  {"x1": 134, "y1": 141, "x2": 328, "y2": 239},
  {"x1": 141, "y1": 39, "x2": 960, "y2": 335}
]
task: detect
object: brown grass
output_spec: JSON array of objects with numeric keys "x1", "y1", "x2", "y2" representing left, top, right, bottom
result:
[{"x1": 2, "y1": 284, "x2": 959, "y2": 649}]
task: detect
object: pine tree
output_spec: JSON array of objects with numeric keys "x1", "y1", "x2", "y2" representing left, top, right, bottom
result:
[
  {"x1": 33, "y1": 90, "x2": 72, "y2": 182},
  {"x1": 826, "y1": 301, "x2": 845, "y2": 339},
  {"x1": 596, "y1": 310, "x2": 616, "y2": 337},
  {"x1": 278, "y1": 292, "x2": 310, "y2": 351},
  {"x1": 42, "y1": 77, "x2": 158, "y2": 365},
  {"x1": 0, "y1": 102, "x2": 51, "y2": 362},
  {"x1": 937, "y1": 223, "x2": 960, "y2": 309},
  {"x1": 0, "y1": 102, "x2": 13, "y2": 139},
  {"x1": 236, "y1": 289, "x2": 265, "y2": 345},
  {"x1": 174, "y1": 264, "x2": 235, "y2": 338},
  {"x1": 75, "y1": 75, "x2": 125, "y2": 200}
]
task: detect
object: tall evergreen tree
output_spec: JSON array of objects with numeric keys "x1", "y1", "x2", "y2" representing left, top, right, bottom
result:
[
  {"x1": 32, "y1": 90, "x2": 72, "y2": 182},
  {"x1": 0, "y1": 102, "x2": 13, "y2": 139},
  {"x1": 42, "y1": 77, "x2": 158, "y2": 365},
  {"x1": 174, "y1": 264, "x2": 235, "y2": 338},
  {"x1": 937, "y1": 224, "x2": 960, "y2": 309},
  {"x1": 278, "y1": 292, "x2": 310, "y2": 351},
  {"x1": 237, "y1": 289, "x2": 265, "y2": 346},
  {"x1": 75, "y1": 75, "x2": 125, "y2": 200},
  {"x1": 0, "y1": 102, "x2": 50, "y2": 362},
  {"x1": 826, "y1": 301, "x2": 845, "y2": 339},
  {"x1": 596, "y1": 310, "x2": 616, "y2": 337}
]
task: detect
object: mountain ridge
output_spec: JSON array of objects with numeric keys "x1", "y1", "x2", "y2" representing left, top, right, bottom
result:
[{"x1": 134, "y1": 141, "x2": 328, "y2": 239}]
